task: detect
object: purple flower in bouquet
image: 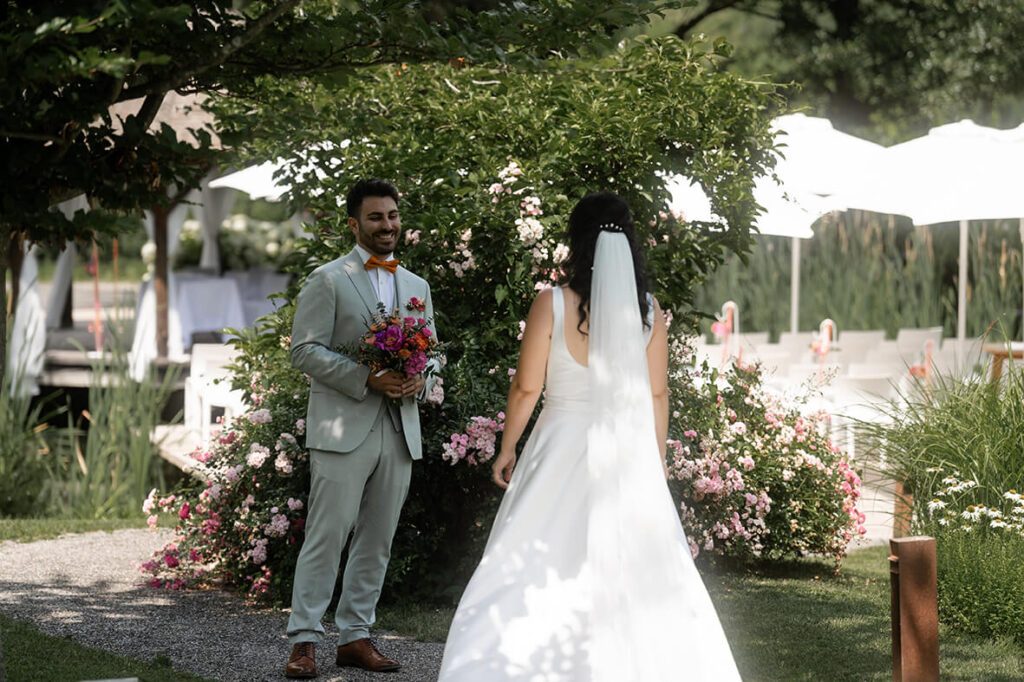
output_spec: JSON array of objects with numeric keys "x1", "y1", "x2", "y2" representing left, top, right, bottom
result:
[{"x1": 375, "y1": 325, "x2": 405, "y2": 352}]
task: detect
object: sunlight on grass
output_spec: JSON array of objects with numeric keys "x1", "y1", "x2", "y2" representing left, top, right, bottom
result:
[{"x1": 0, "y1": 518, "x2": 146, "y2": 543}]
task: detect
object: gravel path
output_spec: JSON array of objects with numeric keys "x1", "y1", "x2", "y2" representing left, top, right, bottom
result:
[{"x1": 0, "y1": 529, "x2": 444, "y2": 681}]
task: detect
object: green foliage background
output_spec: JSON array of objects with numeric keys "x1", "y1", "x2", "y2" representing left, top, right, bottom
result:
[{"x1": 172, "y1": 35, "x2": 787, "y2": 602}]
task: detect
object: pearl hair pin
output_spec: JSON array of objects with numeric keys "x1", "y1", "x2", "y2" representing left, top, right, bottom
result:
[{"x1": 597, "y1": 222, "x2": 623, "y2": 232}]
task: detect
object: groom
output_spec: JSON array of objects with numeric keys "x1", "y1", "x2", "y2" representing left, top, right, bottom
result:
[{"x1": 285, "y1": 178, "x2": 438, "y2": 679}]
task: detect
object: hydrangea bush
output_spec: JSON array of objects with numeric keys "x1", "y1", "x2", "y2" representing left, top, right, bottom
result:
[{"x1": 665, "y1": 335, "x2": 865, "y2": 566}]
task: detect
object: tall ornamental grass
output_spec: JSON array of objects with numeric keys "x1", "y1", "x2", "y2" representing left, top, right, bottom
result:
[
  {"x1": 858, "y1": 357, "x2": 1024, "y2": 642},
  {"x1": 0, "y1": 368, "x2": 64, "y2": 517},
  {"x1": 695, "y1": 214, "x2": 1022, "y2": 339},
  {"x1": 46, "y1": 343, "x2": 179, "y2": 519}
]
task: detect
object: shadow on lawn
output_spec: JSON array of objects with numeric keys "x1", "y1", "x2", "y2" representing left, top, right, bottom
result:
[{"x1": 703, "y1": 550, "x2": 893, "y2": 681}]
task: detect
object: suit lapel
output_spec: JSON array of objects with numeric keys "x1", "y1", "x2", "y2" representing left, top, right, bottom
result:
[
  {"x1": 394, "y1": 267, "x2": 412, "y2": 314},
  {"x1": 342, "y1": 249, "x2": 379, "y2": 315}
]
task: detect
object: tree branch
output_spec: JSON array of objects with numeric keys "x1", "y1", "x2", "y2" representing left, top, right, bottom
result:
[
  {"x1": 133, "y1": 91, "x2": 168, "y2": 132},
  {"x1": 674, "y1": 0, "x2": 747, "y2": 37},
  {"x1": 0, "y1": 130, "x2": 63, "y2": 143},
  {"x1": 120, "y1": 0, "x2": 302, "y2": 100}
]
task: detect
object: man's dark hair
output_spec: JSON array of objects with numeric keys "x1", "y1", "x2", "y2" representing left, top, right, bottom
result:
[{"x1": 346, "y1": 179, "x2": 399, "y2": 218}]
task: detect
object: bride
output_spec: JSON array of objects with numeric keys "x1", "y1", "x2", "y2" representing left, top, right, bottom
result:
[{"x1": 437, "y1": 192, "x2": 741, "y2": 681}]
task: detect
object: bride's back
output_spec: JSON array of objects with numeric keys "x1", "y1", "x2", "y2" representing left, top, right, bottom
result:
[{"x1": 560, "y1": 286, "x2": 591, "y2": 368}]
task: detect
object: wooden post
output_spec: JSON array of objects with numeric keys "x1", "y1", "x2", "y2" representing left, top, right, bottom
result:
[
  {"x1": 153, "y1": 204, "x2": 169, "y2": 360},
  {"x1": 889, "y1": 537, "x2": 940, "y2": 682},
  {"x1": 893, "y1": 481, "x2": 914, "y2": 538}
]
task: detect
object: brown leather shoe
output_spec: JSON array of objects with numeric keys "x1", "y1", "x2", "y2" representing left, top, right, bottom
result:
[
  {"x1": 286, "y1": 642, "x2": 317, "y2": 679},
  {"x1": 336, "y1": 637, "x2": 401, "y2": 672}
]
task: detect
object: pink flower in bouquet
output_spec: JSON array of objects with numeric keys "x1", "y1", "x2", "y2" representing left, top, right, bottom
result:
[
  {"x1": 404, "y1": 350, "x2": 428, "y2": 376},
  {"x1": 711, "y1": 320, "x2": 730, "y2": 337},
  {"x1": 375, "y1": 326, "x2": 405, "y2": 352}
]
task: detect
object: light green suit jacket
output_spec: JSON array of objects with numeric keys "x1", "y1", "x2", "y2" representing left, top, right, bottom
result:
[{"x1": 290, "y1": 248, "x2": 438, "y2": 459}]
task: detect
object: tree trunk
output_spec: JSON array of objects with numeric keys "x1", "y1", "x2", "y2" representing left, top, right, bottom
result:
[{"x1": 153, "y1": 204, "x2": 169, "y2": 360}]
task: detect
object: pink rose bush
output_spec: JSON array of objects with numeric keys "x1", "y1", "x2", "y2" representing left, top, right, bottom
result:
[
  {"x1": 139, "y1": 346, "x2": 312, "y2": 603},
  {"x1": 442, "y1": 413, "x2": 505, "y2": 465},
  {"x1": 666, "y1": 336, "x2": 864, "y2": 566}
]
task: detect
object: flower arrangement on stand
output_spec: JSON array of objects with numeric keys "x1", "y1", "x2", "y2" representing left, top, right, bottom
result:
[{"x1": 666, "y1": 334, "x2": 865, "y2": 566}]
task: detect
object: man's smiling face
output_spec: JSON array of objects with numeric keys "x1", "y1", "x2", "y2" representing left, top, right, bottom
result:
[{"x1": 350, "y1": 195, "x2": 401, "y2": 256}]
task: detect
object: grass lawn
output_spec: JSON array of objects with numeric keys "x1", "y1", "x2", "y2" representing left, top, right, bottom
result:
[
  {"x1": 0, "y1": 613, "x2": 214, "y2": 682},
  {"x1": 3, "y1": 520, "x2": 1022, "y2": 680},
  {"x1": 0, "y1": 517, "x2": 147, "y2": 543}
]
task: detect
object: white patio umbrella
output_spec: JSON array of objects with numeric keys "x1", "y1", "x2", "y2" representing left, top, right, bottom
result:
[
  {"x1": 209, "y1": 160, "x2": 291, "y2": 201},
  {"x1": 834, "y1": 119, "x2": 1024, "y2": 352},
  {"x1": 209, "y1": 141, "x2": 348, "y2": 201},
  {"x1": 668, "y1": 113, "x2": 885, "y2": 333},
  {"x1": 667, "y1": 174, "x2": 818, "y2": 336}
]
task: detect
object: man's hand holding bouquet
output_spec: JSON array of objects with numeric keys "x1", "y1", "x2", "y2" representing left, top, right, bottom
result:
[{"x1": 339, "y1": 296, "x2": 443, "y2": 402}]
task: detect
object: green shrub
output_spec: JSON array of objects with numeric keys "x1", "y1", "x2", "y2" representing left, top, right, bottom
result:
[
  {"x1": 665, "y1": 337, "x2": 864, "y2": 565},
  {"x1": 694, "y1": 213, "x2": 1022, "y2": 339},
  {"x1": 861, "y1": 358, "x2": 1024, "y2": 641},
  {"x1": 138, "y1": 36, "x2": 784, "y2": 605},
  {"x1": 862, "y1": 357, "x2": 1024, "y2": 509},
  {"x1": 932, "y1": 527, "x2": 1024, "y2": 643}
]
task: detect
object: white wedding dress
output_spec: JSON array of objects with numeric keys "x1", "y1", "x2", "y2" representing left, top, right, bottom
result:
[{"x1": 438, "y1": 245, "x2": 742, "y2": 682}]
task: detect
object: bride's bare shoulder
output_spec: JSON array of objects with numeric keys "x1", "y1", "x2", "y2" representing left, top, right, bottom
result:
[{"x1": 526, "y1": 287, "x2": 554, "y2": 323}]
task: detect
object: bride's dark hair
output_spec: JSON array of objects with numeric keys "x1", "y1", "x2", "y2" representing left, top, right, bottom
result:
[{"x1": 563, "y1": 191, "x2": 651, "y2": 334}]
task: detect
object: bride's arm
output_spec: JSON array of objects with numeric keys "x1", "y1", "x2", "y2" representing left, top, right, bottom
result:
[
  {"x1": 646, "y1": 298, "x2": 670, "y2": 478},
  {"x1": 492, "y1": 288, "x2": 553, "y2": 489}
]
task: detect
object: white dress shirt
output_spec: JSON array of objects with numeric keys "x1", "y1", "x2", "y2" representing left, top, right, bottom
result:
[{"x1": 354, "y1": 244, "x2": 396, "y2": 311}]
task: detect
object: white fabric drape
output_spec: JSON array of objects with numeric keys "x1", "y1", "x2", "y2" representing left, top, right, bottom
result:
[
  {"x1": 199, "y1": 175, "x2": 236, "y2": 271},
  {"x1": 8, "y1": 244, "x2": 46, "y2": 397},
  {"x1": 128, "y1": 193, "x2": 195, "y2": 380},
  {"x1": 44, "y1": 195, "x2": 89, "y2": 329}
]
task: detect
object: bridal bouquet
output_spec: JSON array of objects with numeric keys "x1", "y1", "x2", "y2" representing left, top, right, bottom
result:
[{"x1": 338, "y1": 297, "x2": 442, "y2": 379}]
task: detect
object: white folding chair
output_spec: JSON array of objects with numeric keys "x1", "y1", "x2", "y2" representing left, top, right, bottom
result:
[
  {"x1": 184, "y1": 343, "x2": 247, "y2": 442},
  {"x1": 896, "y1": 326, "x2": 944, "y2": 360}
]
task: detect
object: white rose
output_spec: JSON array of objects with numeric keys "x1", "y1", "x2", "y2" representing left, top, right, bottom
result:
[{"x1": 140, "y1": 241, "x2": 157, "y2": 265}]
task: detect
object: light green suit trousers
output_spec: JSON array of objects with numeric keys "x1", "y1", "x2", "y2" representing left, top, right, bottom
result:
[{"x1": 287, "y1": 248, "x2": 438, "y2": 646}]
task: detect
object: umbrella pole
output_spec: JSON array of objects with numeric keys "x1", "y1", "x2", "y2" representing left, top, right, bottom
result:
[
  {"x1": 790, "y1": 235, "x2": 800, "y2": 334},
  {"x1": 957, "y1": 219, "x2": 968, "y2": 364}
]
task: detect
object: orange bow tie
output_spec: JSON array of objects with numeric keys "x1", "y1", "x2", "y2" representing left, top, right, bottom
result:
[{"x1": 365, "y1": 254, "x2": 399, "y2": 274}]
